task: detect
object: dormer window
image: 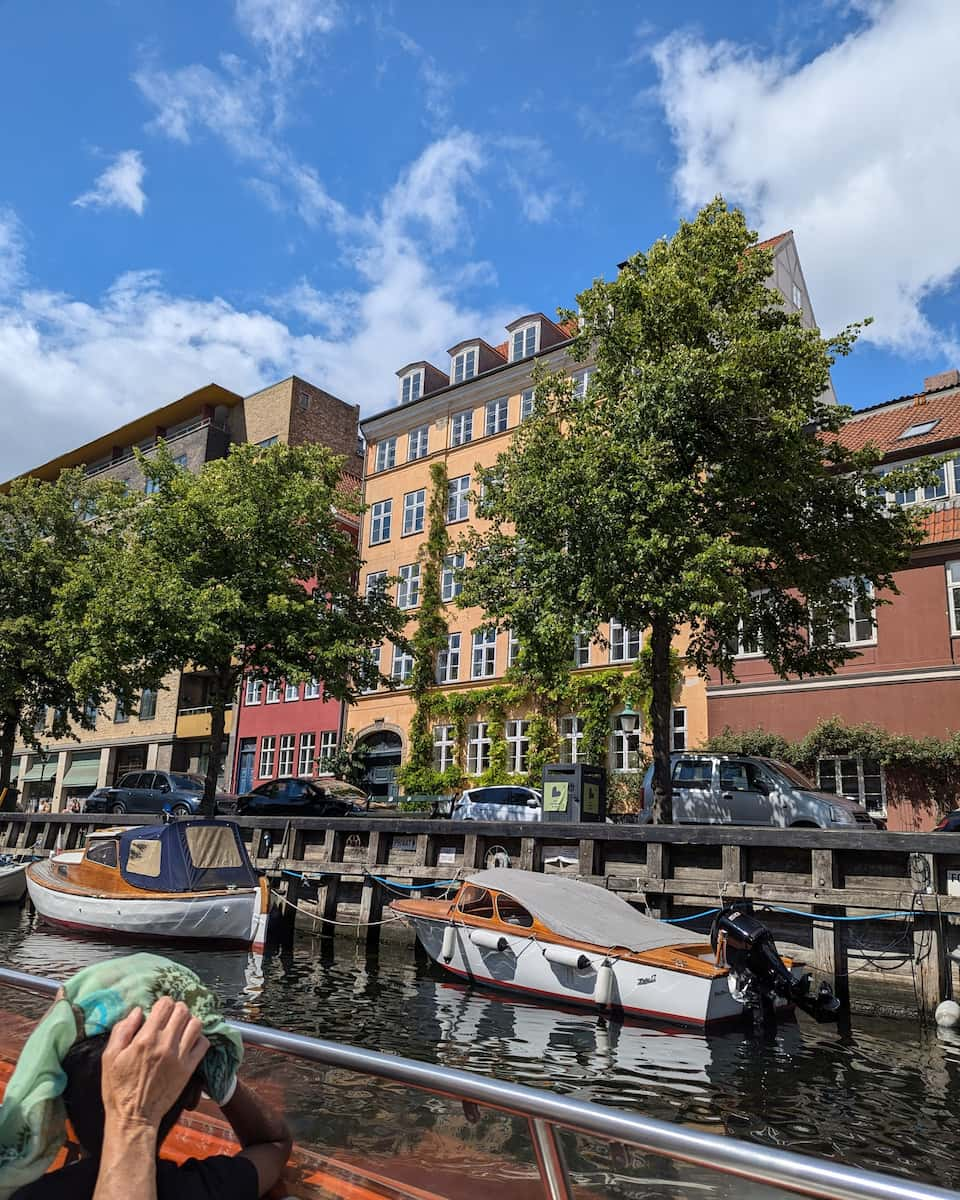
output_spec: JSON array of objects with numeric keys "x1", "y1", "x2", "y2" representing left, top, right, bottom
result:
[
  {"x1": 511, "y1": 322, "x2": 540, "y2": 362},
  {"x1": 400, "y1": 369, "x2": 423, "y2": 405},
  {"x1": 452, "y1": 347, "x2": 477, "y2": 383}
]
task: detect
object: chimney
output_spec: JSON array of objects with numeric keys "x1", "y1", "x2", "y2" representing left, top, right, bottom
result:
[{"x1": 923, "y1": 369, "x2": 960, "y2": 394}]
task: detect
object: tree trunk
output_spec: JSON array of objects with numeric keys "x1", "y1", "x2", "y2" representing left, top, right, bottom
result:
[
  {"x1": 649, "y1": 617, "x2": 674, "y2": 825},
  {"x1": 201, "y1": 675, "x2": 232, "y2": 818},
  {"x1": 0, "y1": 712, "x2": 18, "y2": 812}
]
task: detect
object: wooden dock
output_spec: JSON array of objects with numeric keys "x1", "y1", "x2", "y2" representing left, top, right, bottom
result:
[{"x1": 4, "y1": 811, "x2": 960, "y2": 1020}]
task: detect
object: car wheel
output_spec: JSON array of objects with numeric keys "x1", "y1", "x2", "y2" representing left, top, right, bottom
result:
[
  {"x1": 110, "y1": 802, "x2": 126, "y2": 814},
  {"x1": 170, "y1": 803, "x2": 190, "y2": 818}
]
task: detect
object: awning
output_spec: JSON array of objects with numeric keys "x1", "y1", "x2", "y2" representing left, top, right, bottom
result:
[
  {"x1": 62, "y1": 757, "x2": 101, "y2": 788},
  {"x1": 20, "y1": 762, "x2": 55, "y2": 783}
]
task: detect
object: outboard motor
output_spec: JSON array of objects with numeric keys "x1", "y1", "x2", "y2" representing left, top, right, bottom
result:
[{"x1": 711, "y1": 906, "x2": 841, "y2": 1030}]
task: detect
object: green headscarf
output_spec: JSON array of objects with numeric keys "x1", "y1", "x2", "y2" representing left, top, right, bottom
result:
[{"x1": 0, "y1": 953, "x2": 243, "y2": 1198}]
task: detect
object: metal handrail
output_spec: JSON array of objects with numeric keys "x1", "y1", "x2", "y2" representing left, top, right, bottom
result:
[{"x1": 0, "y1": 965, "x2": 954, "y2": 1200}]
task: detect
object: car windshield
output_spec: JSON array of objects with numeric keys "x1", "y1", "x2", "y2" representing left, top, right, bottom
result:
[
  {"x1": 767, "y1": 761, "x2": 816, "y2": 790},
  {"x1": 168, "y1": 774, "x2": 204, "y2": 792}
]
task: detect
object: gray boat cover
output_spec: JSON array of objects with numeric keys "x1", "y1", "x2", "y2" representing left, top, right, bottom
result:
[{"x1": 465, "y1": 869, "x2": 684, "y2": 953}]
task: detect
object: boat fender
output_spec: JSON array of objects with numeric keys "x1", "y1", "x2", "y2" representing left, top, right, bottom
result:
[
  {"x1": 469, "y1": 928, "x2": 509, "y2": 953},
  {"x1": 594, "y1": 962, "x2": 615, "y2": 1007},
  {"x1": 441, "y1": 924, "x2": 457, "y2": 962},
  {"x1": 543, "y1": 944, "x2": 594, "y2": 971}
]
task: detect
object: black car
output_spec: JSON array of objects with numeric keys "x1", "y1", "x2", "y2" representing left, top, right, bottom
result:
[
  {"x1": 236, "y1": 777, "x2": 362, "y2": 818},
  {"x1": 84, "y1": 771, "x2": 235, "y2": 817},
  {"x1": 934, "y1": 811, "x2": 960, "y2": 831}
]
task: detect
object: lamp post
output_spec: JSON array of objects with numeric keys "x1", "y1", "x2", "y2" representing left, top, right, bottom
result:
[{"x1": 618, "y1": 705, "x2": 640, "y2": 771}]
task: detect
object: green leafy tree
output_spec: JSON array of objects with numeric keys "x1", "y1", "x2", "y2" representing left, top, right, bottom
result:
[
  {"x1": 462, "y1": 199, "x2": 930, "y2": 822},
  {"x1": 56, "y1": 442, "x2": 405, "y2": 814},
  {"x1": 318, "y1": 730, "x2": 370, "y2": 791},
  {"x1": 0, "y1": 471, "x2": 125, "y2": 810}
]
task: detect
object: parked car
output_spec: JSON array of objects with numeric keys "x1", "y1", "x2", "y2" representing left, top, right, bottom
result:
[
  {"x1": 83, "y1": 771, "x2": 235, "y2": 817},
  {"x1": 933, "y1": 811, "x2": 960, "y2": 831},
  {"x1": 640, "y1": 754, "x2": 875, "y2": 829},
  {"x1": 449, "y1": 786, "x2": 542, "y2": 823},
  {"x1": 235, "y1": 777, "x2": 363, "y2": 818}
]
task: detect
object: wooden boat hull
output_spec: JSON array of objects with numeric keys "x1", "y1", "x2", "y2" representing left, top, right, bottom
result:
[
  {"x1": 406, "y1": 914, "x2": 747, "y2": 1028},
  {"x1": 0, "y1": 864, "x2": 26, "y2": 904},
  {"x1": 26, "y1": 860, "x2": 268, "y2": 949}
]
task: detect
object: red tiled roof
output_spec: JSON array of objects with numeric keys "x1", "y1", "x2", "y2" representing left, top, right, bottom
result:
[
  {"x1": 753, "y1": 231, "x2": 791, "y2": 253},
  {"x1": 921, "y1": 506, "x2": 960, "y2": 545},
  {"x1": 493, "y1": 341, "x2": 508, "y2": 360},
  {"x1": 837, "y1": 388, "x2": 960, "y2": 456}
]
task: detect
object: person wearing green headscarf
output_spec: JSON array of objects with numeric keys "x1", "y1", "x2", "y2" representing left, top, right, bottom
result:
[{"x1": 0, "y1": 954, "x2": 291, "y2": 1199}]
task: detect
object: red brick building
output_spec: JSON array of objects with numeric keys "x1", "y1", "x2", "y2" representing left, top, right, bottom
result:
[{"x1": 707, "y1": 370, "x2": 960, "y2": 830}]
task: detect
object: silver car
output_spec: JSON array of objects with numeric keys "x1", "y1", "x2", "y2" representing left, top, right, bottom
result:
[
  {"x1": 450, "y1": 786, "x2": 542, "y2": 822},
  {"x1": 641, "y1": 754, "x2": 875, "y2": 829}
]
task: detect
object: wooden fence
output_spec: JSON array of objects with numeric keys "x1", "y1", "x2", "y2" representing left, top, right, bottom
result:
[{"x1": 4, "y1": 812, "x2": 960, "y2": 1020}]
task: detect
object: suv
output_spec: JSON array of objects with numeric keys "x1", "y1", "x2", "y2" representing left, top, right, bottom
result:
[
  {"x1": 450, "y1": 786, "x2": 542, "y2": 823},
  {"x1": 235, "y1": 777, "x2": 363, "y2": 818},
  {"x1": 84, "y1": 771, "x2": 233, "y2": 817},
  {"x1": 640, "y1": 754, "x2": 875, "y2": 829}
]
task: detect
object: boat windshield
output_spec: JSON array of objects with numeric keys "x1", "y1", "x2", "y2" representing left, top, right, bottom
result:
[{"x1": 457, "y1": 884, "x2": 494, "y2": 918}]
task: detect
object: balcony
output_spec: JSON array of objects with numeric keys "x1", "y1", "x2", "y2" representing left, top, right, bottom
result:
[{"x1": 175, "y1": 705, "x2": 234, "y2": 740}]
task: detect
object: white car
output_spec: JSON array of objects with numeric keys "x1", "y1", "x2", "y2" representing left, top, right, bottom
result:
[{"x1": 450, "y1": 786, "x2": 542, "y2": 822}]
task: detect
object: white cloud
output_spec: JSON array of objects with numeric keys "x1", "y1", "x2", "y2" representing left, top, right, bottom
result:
[
  {"x1": 234, "y1": 0, "x2": 339, "y2": 75},
  {"x1": 0, "y1": 209, "x2": 25, "y2": 293},
  {"x1": 72, "y1": 151, "x2": 147, "y2": 216},
  {"x1": 652, "y1": 0, "x2": 960, "y2": 356}
]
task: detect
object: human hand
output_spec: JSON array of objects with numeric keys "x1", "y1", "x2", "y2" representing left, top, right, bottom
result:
[{"x1": 100, "y1": 997, "x2": 210, "y2": 1131}]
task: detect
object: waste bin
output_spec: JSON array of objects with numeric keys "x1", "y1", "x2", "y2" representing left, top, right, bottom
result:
[{"x1": 541, "y1": 763, "x2": 606, "y2": 823}]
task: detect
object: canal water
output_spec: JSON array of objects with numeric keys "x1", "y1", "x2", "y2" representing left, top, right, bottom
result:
[{"x1": 2, "y1": 901, "x2": 959, "y2": 1190}]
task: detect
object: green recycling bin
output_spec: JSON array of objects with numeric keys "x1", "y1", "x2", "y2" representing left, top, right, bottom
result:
[{"x1": 541, "y1": 762, "x2": 606, "y2": 823}]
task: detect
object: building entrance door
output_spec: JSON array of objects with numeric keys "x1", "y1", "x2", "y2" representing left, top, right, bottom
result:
[
  {"x1": 356, "y1": 730, "x2": 403, "y2": 801},
  {"x1": 236, "y1": 738, "x2": 256, "y2": 794}
]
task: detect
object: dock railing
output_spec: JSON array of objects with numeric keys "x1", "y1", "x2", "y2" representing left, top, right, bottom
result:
[{"x1": 0, "y1": 964, "x2": 955, "y2": 1200}]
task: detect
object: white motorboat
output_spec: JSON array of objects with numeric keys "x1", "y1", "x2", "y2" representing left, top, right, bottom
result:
[{"x1": 0, "y1": 858, "x2": 26, "y2": 904}]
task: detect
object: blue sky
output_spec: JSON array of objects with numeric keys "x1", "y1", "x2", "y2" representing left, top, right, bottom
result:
[{"x1": 1, "y1": 0, "x2": 958, "y2": 477}]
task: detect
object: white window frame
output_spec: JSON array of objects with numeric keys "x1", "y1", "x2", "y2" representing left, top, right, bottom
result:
[
  {"x1": 369, "y1": 499, "x2": 392, "y2": 545},
  {"x1": 397, "y1": 563, "x2": 421, "y2": 610},
  {"x1": 511, "y1": 323, "x2": 539, "y2": 362},
  {"x1": 408, "y1": 424, "x2": 429, "y2": 461},
  {"x1": 450, "y1": 410, "x2": 473, "y2": 447},
  {"x1": 391, "y1": 643, "x2": 414, "y2": 683},
  {"x1": 672, "y1": 708, "x2": 687, "y2": 751},
  {"x1": 304, "y1": 678, "x2": 321, "y2": 700},
  {"x1": 817, "y1": 755, "x2": 886, "y2": 819},
  {"x1": 452, "y1": 347, "x2": 478, "y2": 383},
  {"x1": 284, "y1": 682, "x2": 299, "y2": 702},
  {"x1": 277, "y1": 734, "x2": 295, "y2": 777},
  {"x1": 245, "y1": 678, "x2": 263, "y2": 705},
  {"x1": 485, "y1": 397, "x2": 509, "y2": 436},
  {"x1": 507, "y1": 629, "x2": 520, "y2": 669},
  {"x1": 876, "y1": 454, "x2": 960, "y2": 508},
  {"x1": 732, "y1": 590, "x2": 767, "y2": 658},
  {"x1": 610, "y1": 724, "x2": 642, "y2": 772},
  {"x1": 365, "y1": 571, "x2": 387, "y2": 598},
  {"x1": 360, "y1": 645, "x2": 381, "y2": 694},
  {"x1": 374, "y1": 438, "x2": 397, "y2": 473},
  {"x1": 791, "y1": 282, "x2": 803, "y2": 310},
  {"x1": 437, "y1": 633, "x2": 461, "y2": 683},
  {"x1": 298, "y1": 732, "x2": 316, "y2": 776},
  {"x1": 815, "y1": 579, "x2": 876, "y2": 648},
  {"x1": 948, "y1": 561, "x2": 960, "y2": 636},
  {"x1": 434, "y1": 724, "x2": 456, "y2": 772},
  {"x1": 441, "y1": 553, "x2": 464, "y2": 602},
  {"x1": 471, "y1": 629, "x2": 497, "y2": 678},
  {"x1": 506, "y1": 719, "x2": 530, "y2": 774},
  {"x1": 265, "y1": 680, "x2": 282, "y2": 704},
  {"x1": 447, "y1": 475, "x2": 470, "y2": 523},
  {"x1": 400, "y1": 370, "x2": 423, "y2": 405},
  {"x1": 609, "y1": 619, "x2": 641, "y2": 663},
  {"x1": 573, "y1": 633, "x2": 590, "y2": 667},
  {"x1": 572, "y1": 368, "x2": 592, "y2": 399},
  {"x1": 560, "y1": 715, "x2": 584, "y2": 764},
  {"x1": 319, "y1": 730, "x2": 338, "y2": 762},
  {"x1": 520, "y1": 389, "x2": 535, "y2": 420},
  {"x1": 467, "y1": 721, "x2": 491, "y2": 774},
  {"x1": 258, "y1": 735, "x2": 276, "y2": 778},
  {"x1": 403, "y1": 488, "x2": 426, "y2": 536}
]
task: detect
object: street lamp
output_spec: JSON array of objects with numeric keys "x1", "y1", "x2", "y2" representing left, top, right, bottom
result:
[{"x1": 618, "y1": 705, "x2": 640, "y2": 734}]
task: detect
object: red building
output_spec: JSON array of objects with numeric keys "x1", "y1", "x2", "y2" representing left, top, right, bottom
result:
[{"x1": 706, "y1": 370, "x2": 960, "y2": 830}]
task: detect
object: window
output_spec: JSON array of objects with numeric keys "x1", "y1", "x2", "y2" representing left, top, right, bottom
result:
[
  {"x1": 374, "y1": 438, "x2": 397, "y2": 472},
  {"x1": 83, "y1": 698, "x2": 98, "y2": 727},
  {"x1": 467, "y1": 722, "x2": 491, "y2": 774},
  {"x1": 814, "y1": 580, "x2": 875, "y2": 647},
  {"x1": 391, "y1": 644, "x2": 414, "y2": 683},
  {"x1": 408, "y1": 424, "x2": 429, "y2": 461},
  {"x1": 458, "y1": 883, "x2": 493, "y2": 917},
  {"x1": 365, "y1": 571, "x2": 387, "y2": 598},
  {"x1": 791, "y1": 282, "x2": 803, "y2": 310},
  {"x1": 441, "y1": 553, "x2": 464, "y2": 602},
  {"x1": 304, "y1": 678, "x2": 321, "y2": 700},
  {"x1": 369, "y1": 499, "x2": 392, "y2": 544},
  {"x1": 319, "y1": 730, "x2": 338, "y2": 762},
  {"x1": 899, "y1": 419, "x2": 940, "y2": 440},
  {"x1": 672, "y1": 708, "x2": 687, "y2": 751},
  {"x1": 144, "y1": 476, "x2": 160, "y2": 496},
  {"x1": 401, "y1": 370, "x2": 423, "y2": 405},
  {"x1": 447, "y1": 476, "x2": 470, "y2": 523},
  {"x1": 818, "y1": 756, "x2": 886, "y2": 819},
  {"x1": 285, "y1": 682, "x2": 300, "y2": 702},
  {"x1": 506, "y1": 720, "x2": 529, "y2": 774},
  {"x1": 609, "y1": 619, "x2": 641, "y2": 663},
  {"x1": 403, "y1": 488, "x2": 426, "y2": 535},
  {"x1": 360, "y1": 645, "x2": 381, "y2": 693},
  {"x1": 452, "y1": 348, "x2": 477, "y2": 383},
  {"x1": 497, "y1": 895, "x2": 534, "y2": 927},
  {"x1": 139, "y1": 688, "x2": 157, "y2": 721},
  {"x1": 472, "y1": 629, "x2": 497, "y2": 678},
  {"x1": 278, "y1": 734, "x2": 295, "y2": 777},
  {"x1": 560, "y1": 716, "x2": 584, "y2": 764},
  {"x1": 257, "y1": 435, "x2": 279, "y2": 448},
  {"x1": 87, "y1": 839, "x2": 118, "y2": 868},
  {"x1": 508, "y1": 629, "x2": 520, "y2": 669},
  {"x1": 450, "y1": 410, "x2": 473, "y2": 447},
  {"x1": 245, "y1": 678, "x2": 263, "y2": 705},
  {"x1": 511, "y1": 323, "x2": 539, "y2": 361},
  {"x1": 485, "y1": 397, "x2": 509, "y2": 436},
  {"x1": 520, "y1": 389, "x2": 535, "y2": 420},
  {"x1": 948, "y1": 562, "x2": 960, "y2": 636},
  {"x1": 32, "y1": 707, "x2": 47, "y2": 734},
  {"x1": 572, "y1": 368, "x2": 592, "y2": 399},
  {"x1": 266, "y1": 680, "x2": 282, "y2": 704},
  {"x1": 297, "y1": 390, "x2": 311, "y2": 411},
  {"x1": 674, "y1": 759, "x2": 713, "y2": 787},
  {"x1": 610, "y1": 725, "x2": 642, "y2": 772},
  {"x1": 433, "y1": 724, "x2": 456, "y2": 771},
  {"x1": 730, "y1": 592, "x2": 767, "y2": 657},
  {"x1": 113, "y1": 699, "x2": 128, "y2": 724},
  {"x1": 573, "y1": 633, "x2": 590, "y2": 667},
  {"x1": 259, "y1": 736, "x2": 276, "y2": 778},
  {"x1": 397, "y1": 563, "x2": 421, "y2": 609},
  {"x1": 437, "y1": 633, "x2": 461, "y2": 683},
  {"x1": 298, "y1": 733, "x2": 316, "y2": 776},
  {"x1": 172, "y1": 453, "x2": 188, "y2": 469}
]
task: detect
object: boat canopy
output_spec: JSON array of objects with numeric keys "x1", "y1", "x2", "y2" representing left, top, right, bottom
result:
[
  {"x1": 465, "y1": 869, "x2": 684, "y2": 953},
  {"x1": 118, "y1": 821, "x2": 258, "y2": 893}
]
